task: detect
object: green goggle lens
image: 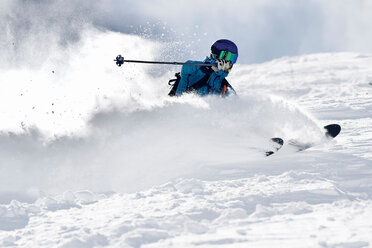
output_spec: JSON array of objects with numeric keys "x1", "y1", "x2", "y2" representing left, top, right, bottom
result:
[
  {"x1": 219, "y1": 50, "x2": 237, "y2": 63},
  {"x1": 211, "y1": 51, "x2": 237, "y2": 64}
]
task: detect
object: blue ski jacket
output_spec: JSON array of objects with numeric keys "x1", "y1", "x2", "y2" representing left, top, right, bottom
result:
[{"x1": 175, "y1": 57, "x2": 236, "y2": 97}]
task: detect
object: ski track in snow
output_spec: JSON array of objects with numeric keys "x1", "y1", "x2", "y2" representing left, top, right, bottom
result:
[{"x1": 1, "y1": 31, "x2": 372, "y2": 247}]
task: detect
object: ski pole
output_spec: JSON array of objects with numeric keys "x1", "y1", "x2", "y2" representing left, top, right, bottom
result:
[{"x1": 114, "y1": 55, "x2": 215, "y2": 67}]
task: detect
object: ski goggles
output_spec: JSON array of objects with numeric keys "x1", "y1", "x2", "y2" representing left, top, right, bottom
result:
[{"x1": 211, "y1": 50, "x2": 238, "y2": 64}]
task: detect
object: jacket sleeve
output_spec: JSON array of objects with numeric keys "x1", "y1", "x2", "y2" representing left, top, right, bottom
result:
[
  {"x1": 206, "y1": 71, "x2": 228, "y2": 91},
  {"x1": 176, "y1": 61, "x2": 200, "y2": 95}
]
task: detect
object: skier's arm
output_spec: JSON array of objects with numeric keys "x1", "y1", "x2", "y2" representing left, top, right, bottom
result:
[
  {"x1": 208, "y1": 72, "x2": 227, "y2": 88},
  {"x1": 176, "y1": 61, "x2": 199, "y2": 95}
]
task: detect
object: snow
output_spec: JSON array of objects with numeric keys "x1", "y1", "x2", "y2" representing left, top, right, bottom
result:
[{"x1": 1, "y1": 30, "x2": 372, "y2": 247}]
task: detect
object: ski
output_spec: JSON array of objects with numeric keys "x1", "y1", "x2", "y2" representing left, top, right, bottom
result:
[
  {"x1": 288, "y1": 124, "x2": 341, "y2": 152},
  {"x1": 265, "y1": 124, "x2": 341, "y2": 156},
  {"x1": 265, "y1": 137, "x2": 284, "y2": 156}
]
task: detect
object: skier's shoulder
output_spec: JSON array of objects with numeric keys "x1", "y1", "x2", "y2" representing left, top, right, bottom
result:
[
  {"x1": 181, "y1": 60, "x2": 204, "y2": 75},
  {"x1": 185, "y1": 59, "x2": 202, "y2": 64}
]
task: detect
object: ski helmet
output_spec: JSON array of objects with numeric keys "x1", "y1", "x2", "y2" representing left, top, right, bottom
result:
[{"x1": 211, "y1": 39, "x2": 238, "y2": 64}]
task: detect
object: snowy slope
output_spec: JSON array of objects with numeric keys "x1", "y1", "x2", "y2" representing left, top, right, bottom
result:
[{"x1": 1, "y1": 31, "x2": 372, "y2": 247}]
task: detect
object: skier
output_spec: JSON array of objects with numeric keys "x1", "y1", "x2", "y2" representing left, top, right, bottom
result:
[{"x1": 169, "y1": 39, "x2": 238, "y2": 97}]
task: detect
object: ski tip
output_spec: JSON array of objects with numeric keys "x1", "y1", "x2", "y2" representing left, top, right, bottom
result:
[
  {"x1": 324, "y1": 124, "x2": 341, "y2": 138},
  {"x1": 266, "y1": 137, "x2": 284, "y2": 156},
  {"x1": 271, "y1": 137, "x2": 284, "y2": 146}
]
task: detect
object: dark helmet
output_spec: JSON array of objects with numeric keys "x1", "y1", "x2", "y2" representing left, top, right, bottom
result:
[{"x1": 211, "y1": 39, "x2": 238, "y2": 64}]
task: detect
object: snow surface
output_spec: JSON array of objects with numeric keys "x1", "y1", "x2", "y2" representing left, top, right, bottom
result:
[{"x1": 1, "y1": 31, "x2": 372, "y2": 247}]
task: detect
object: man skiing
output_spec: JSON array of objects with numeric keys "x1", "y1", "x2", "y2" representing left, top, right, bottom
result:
[{"x1": 169, "y1": 39, "x2": 238, "y2": 97}]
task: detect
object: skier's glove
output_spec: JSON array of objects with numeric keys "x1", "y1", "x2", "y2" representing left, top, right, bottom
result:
[{"x1": 212, "y1": 58, "x2": 232, "y2": 73}]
